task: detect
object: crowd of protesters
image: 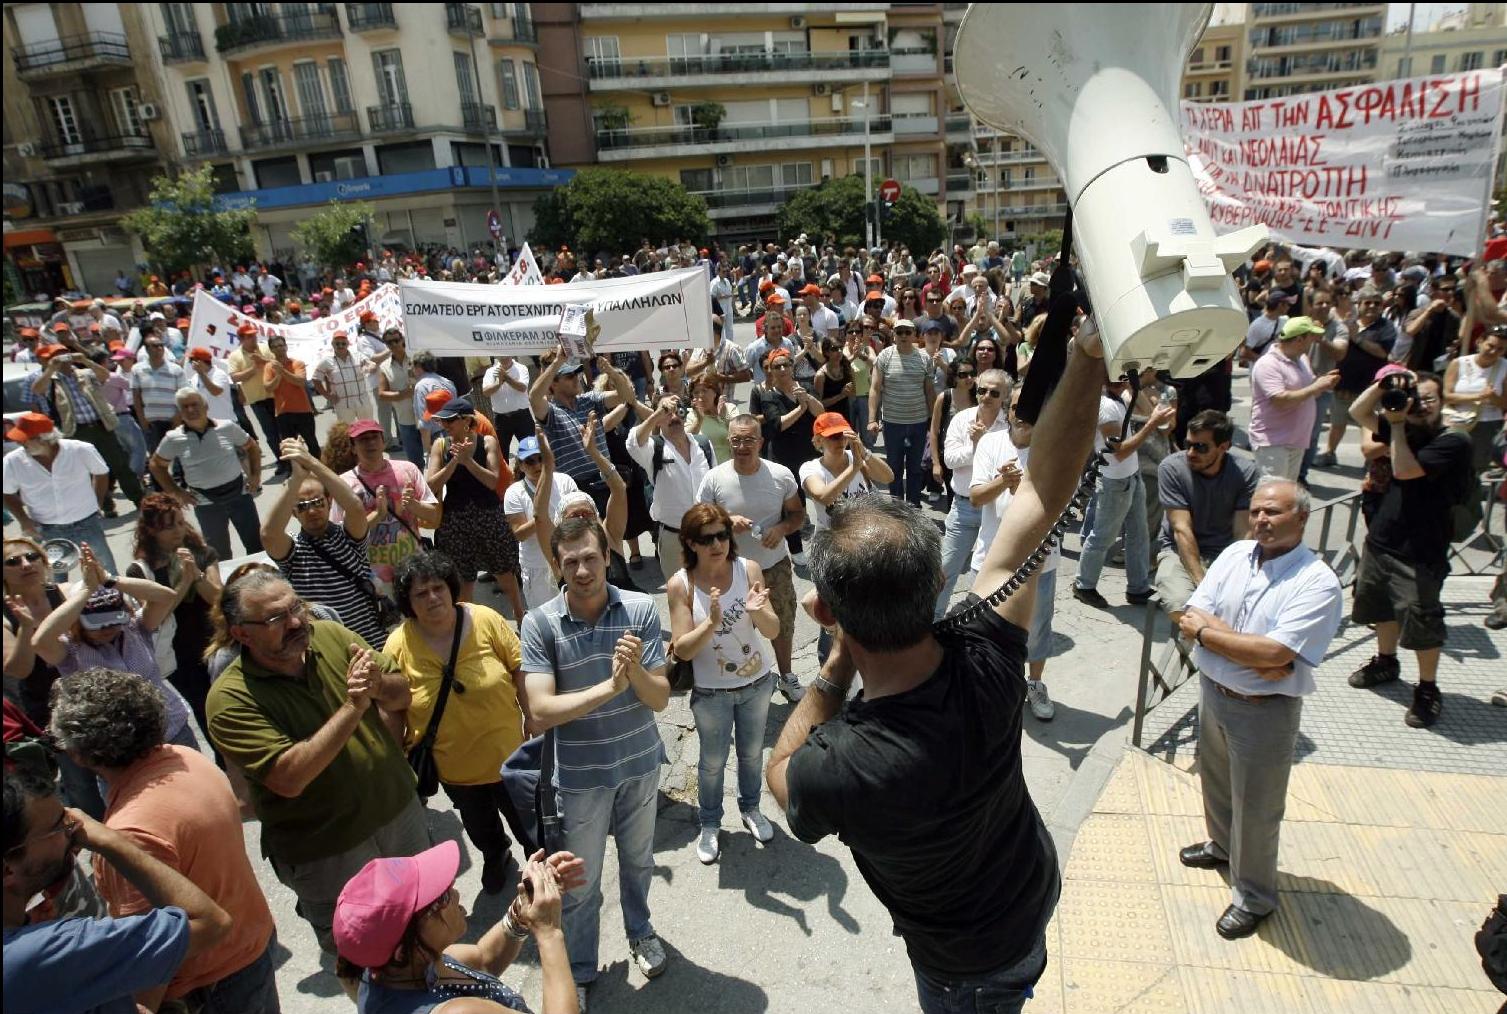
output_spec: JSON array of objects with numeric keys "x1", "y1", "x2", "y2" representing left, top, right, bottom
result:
[{"x1": 5, "y1": 213, "x2": 1507, "y2": 1014}]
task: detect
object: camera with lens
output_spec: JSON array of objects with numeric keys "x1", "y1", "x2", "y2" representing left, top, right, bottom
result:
[{"x1": 1378, "y1": 373, "x2": 1417, "y2": 413}]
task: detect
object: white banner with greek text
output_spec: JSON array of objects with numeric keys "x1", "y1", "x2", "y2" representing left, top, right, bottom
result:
[
  {"x1": 186, "y1": 285, "x2": 404, "y2": 364},
  {"x1": 1182, "y1": 68, "x2": 1506, "y2": 256},
  {"x1": 502, "y1": 242, "x2": 544, "y2": 286}
]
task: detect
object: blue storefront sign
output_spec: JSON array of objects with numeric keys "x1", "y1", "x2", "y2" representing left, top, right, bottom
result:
[{"x1": 214, "y1": 165, "x2": 574, "y2": 212}]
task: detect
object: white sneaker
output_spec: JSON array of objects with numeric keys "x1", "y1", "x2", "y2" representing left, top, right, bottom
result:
[
  {"x1": 791, "y1": 550, "x2": 808, "y2": 566},
  {"x1": 629, "y1": 934, "x2": 668, "y2": 979},
  {"x1": 741, "y1": 809, "x2": 775, "y2": 843},
  {"x1": 776, "y1": 672, "x2": 806, "y2": 702},
  {"x1": 1026, "y1": 679, "x2": 1056, "y2": 721},
  {"x1": 575, "y1": 985, "x2": 589, "y2": 1013},
  {"x1": 695, "y1": 827, "x2": 720, "y2": 864}
]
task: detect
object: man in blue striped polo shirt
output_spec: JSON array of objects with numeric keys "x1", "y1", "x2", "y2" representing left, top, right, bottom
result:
[
  {"x1": 521, "y1": 515, "x2": 671, "y2": 1011},
  {"x1": 528, "y1": 347, "x2": 645, "y2": 516}
]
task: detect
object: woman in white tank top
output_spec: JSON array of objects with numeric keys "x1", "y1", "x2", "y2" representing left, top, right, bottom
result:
[
  {"x1": 1444, "y1": 329, "x2": 1506, "y2": 470},
  {"x1": 666, "y1": 503, "x2": 783, "y2": 864}
]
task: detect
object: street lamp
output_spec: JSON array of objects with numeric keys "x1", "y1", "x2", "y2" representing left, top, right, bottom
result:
[
  {"x1": 962, "y1": 150, "x2": 980, "y2": 242},
  {"x1": 853, "y1": 83, "x2": 874, "y2": 250}
]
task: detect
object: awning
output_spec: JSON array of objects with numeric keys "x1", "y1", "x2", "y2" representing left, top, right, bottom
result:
[{"x1": 2, "y1": 229, "x2": 58, "y2": 249}]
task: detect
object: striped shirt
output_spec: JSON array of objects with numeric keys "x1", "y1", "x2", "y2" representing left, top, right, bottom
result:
[
  {"x1": 29, "y1": 369, "x2": 101, "y2": 425},
  {"x1": 273, "y1": 525, "x2": 386, "y2": 647},
  {"x1": 541, "y1": 390, "x2": 612, "y2": 489},
  {"x1": 520, "y1": 586, "x2": 667, "y2": 792},
  {"x1": 314, "y1": 351, "x2": 375, "y2": 410},
  {"x1": 874, "y1": 345, "x2": 932, "y2": 424},
  {"x1": 131, "y1": 362, "x2": 187, "y2": 422}
]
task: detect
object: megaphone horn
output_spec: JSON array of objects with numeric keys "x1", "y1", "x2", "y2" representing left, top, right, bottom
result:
[{"x1": 955, "y1": 2, "x2": 1267, "y2": 378}]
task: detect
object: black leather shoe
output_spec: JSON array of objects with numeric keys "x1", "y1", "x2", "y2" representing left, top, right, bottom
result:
[
  {"x1": 1179, "y1": 842, "x2": 1228, "y2": 869},
  {"x1": 1215, "y1": 904, "x2": 1268, "y2": 940}
]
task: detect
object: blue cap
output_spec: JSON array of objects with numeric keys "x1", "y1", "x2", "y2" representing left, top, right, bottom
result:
[
  {"x1": 555, "y1": 358, "x2": 583, "y2": 376},
  {"x1": 518, "y1": 436, "x2": 541, "y2": 460},
  {"x1": 431, "y1": 396, "x2": 473, "y2": 420}
]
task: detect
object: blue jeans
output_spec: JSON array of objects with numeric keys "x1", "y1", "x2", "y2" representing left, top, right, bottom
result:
[
  {"x1": 936, "y1": 497, "x2": 984, "y2": 619},
  {"x1": 558, "y1": 769, "x2": 659, "y2": 984},
  {"x1": 397, "y1": 423, "x2": 424, "y2": 466},
  {"x1": 1027, "y1": 568, "x2": 1057, "y2": 663},
  {"x1": 914, "y1": 934, "x2": 1049, "y2": 1014},
  {"x1": 690, "y1": 673, "x2": 774, "y2": 828},
  {"x1": 1075, "y1": 473, "x2": 1150, "y2": 595},
  {"x1": 114, "y1": 414, "x2": 148, "y2": 476},
  {"x1": 39, "y1": 513, "x2": 116, "y2": 574},
  {"x1": 852, "y1": 396, "x2": 875, "y2": 449},
  {"x1": 196, "y1": 492, "x2": 263, "y2": 561},
  {"x1": 883, "y1": 420, "x2": 929, "y2": 506},
  {"x1": 1299, "y1": 390, "x2": 1332, "y2": 484},
  {"x1": 182, "y1": 933, "x2": 281, "y2": 1013}
]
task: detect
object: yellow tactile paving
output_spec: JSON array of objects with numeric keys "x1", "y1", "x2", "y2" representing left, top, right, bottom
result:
[{"x1": 1055, "y1": 748, "x2": 1507, "y2": 1012}]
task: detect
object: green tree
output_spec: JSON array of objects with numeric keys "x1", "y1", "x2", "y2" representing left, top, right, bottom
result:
[
  {"x1": 527, "y1": 168, "x2": 710, "y2": 255},
  {"x1": 121, "y1": 165, "x2": 255, "y2": 275},
  {"x1": 291, "y1": 200, "x2": 375, "y2": 271},
  {"x1": 775, "y1": 175, "x2": 947, "y2": 253},
  {"x1": 1018, "y1": 228, "x2": 1064, "y2": 260}
]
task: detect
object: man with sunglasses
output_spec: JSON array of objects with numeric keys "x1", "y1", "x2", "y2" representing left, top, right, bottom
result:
[
  {"x1": 3, "y1": 768, "x2": 233, "y2": 1014},
  {"x1": 377, "y1": 329, "x2": 425, "y2": 465},
  {"x1": 1325, "y1": 287, "x2": 1398, "y2": 460},
  {"x1": 149, "y1": 389, "x2": 264, "y2": 560},
  {"x1": 936, "y1": 369, "x2": 1012, "y2": 618},
  {"x1": 1400, "y1": 272, "x2": 1462, "y2": 372},
  {"x1": 227, "y1": 323, "x2": 285, "y2": 477},
  {"x1": 131, "y1": 334, "x2": 187, "y2": 455},
  {"x1": 262, "y1": 335, "x2": 321, "y2": 459}
]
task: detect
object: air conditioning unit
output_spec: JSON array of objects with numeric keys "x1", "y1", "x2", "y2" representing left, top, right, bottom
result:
[
  {"x1": 333, "y1": 155, "x2": 365, "y2": 179},
  {"x1": 651, "y1": 92, "x2": 672, "y2": 107},
  {"x1": 715, "y1": 153, "x2": 733, "y2": 168},
  {"x1": 313, "y1": 170, "x2": 335, "y2": 182},
  {"x1": 790, "y1": 16, "x2": 807, "y2": 29},
  {"x1": 56, "y1": 201, "x2": 84, "y2": 215},
  {"x1": 139, "y1": 103, "x2": 161, "y2": 121},
  {"x1": 17, "y1": 142, "x2": 37, "y2": 157},
  {"x1": 813, "y1": 83, "x2": 831, "y2": 96}
]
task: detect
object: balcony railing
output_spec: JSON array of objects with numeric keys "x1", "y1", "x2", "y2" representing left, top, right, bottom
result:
[
  {"x1": 182, "y1": 129, "x2": 228, "y2": 158},
  {"x1": 216, "y1": 10, "x2": 342, "y2": 54},
  {"x1": 596, "y1": 115, "x2": 890, "y2": 151},
  {"x1": 77, "y1": 185, "x2": 116, "y2": 213},
  {"x1": 689, "y1": 186, "x2": 810, "y2": 210},
  {"x1": 998, "y1": 202, "x2": 1069, "y2": 217},
  {"x1": 239, "y1": 112, "x2": 361, "y2": 149},
  {"x1": 367, "y1": 103, "x2": 415, "y2": 132},
  {"x1": 12, "y1": 32, "x2": 130, "y2": 74},
  {"x1": 510, "y1": 17, "x2": 537, "y2": 43},
  {"x1": 524, "y1": 109, "x2": 548, "y2": 134},
  {"x1": 39, "y1": 130, "x2": 154, "y2": 161},
  {"x1": 945, "y1": 113, "x2": 972, "y2": 134},
  {"x1": 891, "y1": 47, "x2": 939, "y2": 73},
  {"x1": 945, "y1": 172, "x2": 973, "y2": 191},
  {"x1": 461, "y1": 101, "x2": 497, "y2": 130},
  {"x1": 587, "y1": 48, "x2": 889, "y2": 80},
  {"x1": 446, "y1": 3, "x2": 484, "y2": 36},
  {"x1": 346, "y1": 3, "x2": 397, "y2": 31},
  {"x1": 158, "y1": 31, "x2": 205, "y2": 64}
]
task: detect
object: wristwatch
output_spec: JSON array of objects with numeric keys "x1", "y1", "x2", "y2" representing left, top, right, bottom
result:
[
  {"x1": 1194, "y1": 625, "x2": 1207, "y2": 646},
  {"x1": 102, "y1": 576, "x2": 118, "y2": 589},
  {"x1": 812, "y1": 675, "x2": 848, "y2": 698}
]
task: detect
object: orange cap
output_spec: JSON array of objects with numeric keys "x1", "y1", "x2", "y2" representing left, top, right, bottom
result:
[
  {"x1": 812, "y1": 412, "x2": 855, "y2": 438},
  {"x1": 5, "y1": 412, "x2": 55, "y2": 443}
]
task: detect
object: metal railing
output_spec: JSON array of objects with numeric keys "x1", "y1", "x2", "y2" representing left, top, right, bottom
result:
[
  {"x1": 945, "y1": 172, "x2": 973, "y2": 191},
  {"x1": 158, "y1": 31, "x2": 205, "y2": 63},
  {"x1": 689, "y1": 185, "x2": 809, "y2": 209},
  {"x1": 367, "y1": 103, "x2": 415, "y2": 132},
  {"x1": 39, "y1": 130, "x2": 154, "y2": 161},
  {"x1": 597, "y1": 115, "x2": 890, "y2": 151},
  {"x1": 523, "y1": 109, "x2": 548, "y2": 135},
  {"x1": 12, "y1": 32, "x2": 130, "y2": 72},
  {"x1": 216, "y1": 10, "x2": 342, "y2": 53},
  {"x1": 181, "y1": 129, "x2": 228, "y2": 158},
  {"x1": 587, "y1": 48, "x2": 889, "y2": 80},
  {"x1": 461, "y1": 102, "x2": 497, "y2": 131},
  {"x1": 239, "y1": 111, "x2": 361, "y2": 149},
  {"x1": 346, "y1": 3, "x2": 397, "y2": 31},
  {"x1": 510, "y1": 16, "x2": 537, "y2": 43},
  {"x1": 446, "y1": 2, "x2": 483, "y2": 35},
  {"x1": 945, "y1": 113, "x2": 972, "y2": 133}
]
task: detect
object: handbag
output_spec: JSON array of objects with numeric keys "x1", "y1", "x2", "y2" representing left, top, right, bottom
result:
[
  {"x1": 352, "y1": 472, "x2": 434, "y2": 550},
  {"x1": 407, "y1": 606, "x2": 465, "y2": 799},
  {"x1": 534, "y1": 728, "x2": 562, "y2": 854},
  {"x1": 667, "y1": 571, "x2": 696, "y2": 692},
  {"x1": 303, "y1": 535, "x2": 403, "y2": 630}
]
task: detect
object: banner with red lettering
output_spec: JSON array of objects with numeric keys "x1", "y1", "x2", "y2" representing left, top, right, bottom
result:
[
  {"x1": 1182, "y1": 69, "x2": 1506, "y2": 256},
  {"x1": 187, "y1": 284, "x2": 403, "y2": 364},
  {"x1": 501, "y1": 242, "x2": 544, "y2": 286}
]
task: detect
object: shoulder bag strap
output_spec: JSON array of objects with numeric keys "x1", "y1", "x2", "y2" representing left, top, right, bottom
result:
[
  {"x1": 352, "y1": 472, "x2": 427, "y2": 546},
  {"x1": 418, "y1": 606, "x2": 466, "y2": 748},
  {"x1": 302, "y1": 537, "x2": 383, "y2": 608}
]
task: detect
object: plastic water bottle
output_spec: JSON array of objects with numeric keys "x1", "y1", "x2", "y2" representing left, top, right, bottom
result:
[{"x1": 1157, "y1": 387, "x2": 1175, "y2": 433}]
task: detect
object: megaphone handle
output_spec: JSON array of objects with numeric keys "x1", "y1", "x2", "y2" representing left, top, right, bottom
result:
[{"x1": 1015, "y1": 208, "x2": 1078, "y2": 426}]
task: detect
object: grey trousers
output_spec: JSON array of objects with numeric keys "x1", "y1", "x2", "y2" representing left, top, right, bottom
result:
[{"x1": 1197, "y1": 676, "x2": 1303, "y2": 916}]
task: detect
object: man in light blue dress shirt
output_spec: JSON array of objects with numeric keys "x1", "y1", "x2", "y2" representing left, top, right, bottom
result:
[{"x1": 1175, "y1": 477, "x2": 1343, "y2": 941}]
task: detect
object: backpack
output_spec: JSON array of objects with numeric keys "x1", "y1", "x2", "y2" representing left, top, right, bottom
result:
[{"x1": 651, "y1": 433, "x2": 714, "y2": 480}]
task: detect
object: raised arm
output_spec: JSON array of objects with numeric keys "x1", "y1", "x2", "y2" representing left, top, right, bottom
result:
[{"x1": 259, "y1": 453, "x2": 307, "y2": 560}]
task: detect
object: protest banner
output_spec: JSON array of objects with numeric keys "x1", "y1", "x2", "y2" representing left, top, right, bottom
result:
[
  {"x1": 399, "y1": 266, "x2": 714, "y2": 356},
  {"x1": 1182, "y1": 68, "x2": 1506, "y2": 256},
  {"x1": 502, "y1": 242, "x2": 545, "y2": 286},
  {"x1": 186, "y1": 284, "x2": 404, "y2": 363}
]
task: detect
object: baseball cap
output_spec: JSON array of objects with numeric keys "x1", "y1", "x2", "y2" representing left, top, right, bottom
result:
[
  {"x1": 1252, "y1": 259, "x2": 1273, "y2": 273},
  {"x1": 758, "y1": 279, "x2": 776, "y2": 292},
  {"x1": 864, "y1": 290, "x2": 884, "y2": 302},
  {"x1": 921, "y1": 319, "x2": 944, "y2": 333},
  {"x1": 348, "y1": 419, "x2": 384, "y2": 439},
  {"x1": 5, "y1": 412, "x2": 55, "y2": 443},
  {"x1": 188, "y1": 347, "x2": 214, "y2": 363},
  {"x1": 286, "y1": 300, "x2": 302, "y2": 311},
  {"x1": 423, "y1": 390, "x2": 457, "y2": 419},
  {"x1": 110, "y1": 348, "x2": 135, "y2": 362},
  {"x1": 799, "y1": 284, "x2": 821, "y2": 296},
  {"x1": 554, "y1": 358, "x2": 583, "y2": 376},
  {"x1": 50, "y1": 321, "x2": 70, "y2": 334},
  {"x1": 35, "y1": 344, "x2": 67, "y2": 362},
  {"x1": 17, "y1": 326, "x2": 39, "y2": 339},
  {"x1": 236, "y1": 323, "x2": 258, "y2": 338},
  {"x1": 766, "y1": 292, "x2": 788, "y2": 306},
  {"x1": 1029, "y1": 272, "x2": 1051, "y2": 287},
  {"x1": 517, "y1": 436, "x2": 542, "y2": 460},
  {"x1": 1280, "y1": 316, "x2": 1325, "y2": 340},
  {"x1": 429, "y1": 396, "x2": 473, "y2": 421},
  {"x1": 359, "y1": 310, "x2": 378, "y2": 322},
  {"x1": 79, "y1": 587, "x2": 130, "y2": 631},
  {"x1": 893, "y1": 319, "x2": 917, "y2": 333},
  {"x1": 331, "y1": 330, "x2": 349, "y2": 342},
  {"x1": 149, "y1": 311, "x2": 166, "y2": 321},
  {"x1": 812, "y1": 412, "x2": 854, "y2": 438},
  {"x1": 1265, "y1": 291, "x2": 1296, "y2": 310},
  {"x1": 334, "y1": 840, "x2": 459, "y2": 969},
  {"x1": 175, "y1": 318, "x2": 190, "y2": 329},
  {"x1": 866, "y1": 274, "x2": 884, "y2": 285}
]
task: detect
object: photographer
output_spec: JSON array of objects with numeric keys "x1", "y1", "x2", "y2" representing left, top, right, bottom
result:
[{"x1": 1346, "y1": 370, "x2": 1474, "y2": 728}]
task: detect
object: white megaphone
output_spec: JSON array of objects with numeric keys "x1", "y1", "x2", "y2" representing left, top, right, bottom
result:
[{"x1": 955, "y1": 3, "x2": 1267, "y2": 378}]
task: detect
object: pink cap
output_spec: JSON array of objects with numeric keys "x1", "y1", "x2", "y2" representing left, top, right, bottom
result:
[
  {"x1": 348, "y1": 419, "x2": 383, "y2": 439},
  {"x1": 1374, "y1": 363, "x2": 1410, "y2": 383},
  {"x1": 333, "y1": 840, "x2": 459, "y2": 968}
]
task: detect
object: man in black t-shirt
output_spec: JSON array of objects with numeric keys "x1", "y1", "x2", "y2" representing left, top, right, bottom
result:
[
  {"x1": 1345, "y1": 371, "x2": 1473, "y2": 728},
  {"x1": 766, "y1": 321, "x2": 1107, "y2": 1012}
]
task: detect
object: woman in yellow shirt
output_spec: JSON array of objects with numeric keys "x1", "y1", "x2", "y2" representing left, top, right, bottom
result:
[{"x1": 385, "y1": 551, "x2": 531, "y2": 894}]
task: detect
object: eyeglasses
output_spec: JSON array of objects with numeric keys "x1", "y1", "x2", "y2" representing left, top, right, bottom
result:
[
  {"x1": 955, "y1": 371, "x2": 976, "y2": 380},
  {"x1": 3, "y1": 551, "x2": 43, "y2": 567},
  {"x1": 690, "y1": 529, "x2": 732, "y2": 546},
  {"x1": 4, "y1": 810, "x2": 78, "y2": 859},
  {"x1": 295, "y1": 497, "x2": 328, "y2": 512},
  {"x1": 728, "y1": 436, "x2": 759, "y2": 447},
  {"x1": 976, "y1": 387, "x2": 1002, "y2": 399},
  {"x1": 769, "y1": 363, "x2": 792, "y2": 372},
  {"x1": 238, "y1": 601, "x2": 309, "y2": 628},
  {"x1": 1187, "y1": 441, "x2": 1213, "y2": 453}
]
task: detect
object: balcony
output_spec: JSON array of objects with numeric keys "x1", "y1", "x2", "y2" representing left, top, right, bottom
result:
[
  {"x1": 977, "y1": 147, "x2": 1047, "y2": 165},
  {"x1": 239, "y1": 112, "x2": 361, "y2": 151},
  {"x1": 595, "y1": 115, "x2": 892, "y2": 161},
  {"x1": 945, "y1": 113, "x2": 971, "y2": 136},
  {"x1": 998, "y1": 202, "x2": 1069, "y2": 218},
  {"x1": 446, "y1": 3, "x2": 484, "y2": 37},
  {"x1": 216, "y1": 11, "x2": 342, "y2": 55},
  {"x1": 367, "y1": 103, "x2": 415, "y2": 133},
  {"x1": 906, "y1": 176, "x2": 941, "y2": 196},
  {"x1": 346, "y1": 3, "x2": 397, "y2": 32},
  {"x1": 523, "y1": 109, "x2": 548, "y2": 135},
  {"x1": 39, "y1": 130, "x2": 154, "y2": 167},
  {"x1": 893, "y1": 112, "x2": 940, "y2": 136},
  {"x1": 1186, "y1": 59, "x2": 1235, "y2": 74},
  {"x1": 587, "y1": 49, "x2": 889, "y2": 90},
  {"x1": 509, "y1": 17, "x2": 538, "y2": 44},
  {"x1": 946, "y1": 171, "x2": 974, "y2": 193},
  {"x1": 461, "y1": 102, "x2": 497, "y2": 131},
  {"x1": 579, "y1": 3, "x2": 891, "y2": 18},
  {"x1": 12, "y1": 32, "x2": 131, "y2": 79},
  {"x1": 182, "y1": 129, "x2": 229, "y2": 158},
  {"x1": 690, "y1": 185, "x2": 812, "y2": 217},
  {"x1": 891, "y1": 47, "x2": 939, "y2": 74},
  {"x1": 158, "y1": 31, "x2": 206, "y2": 64}
]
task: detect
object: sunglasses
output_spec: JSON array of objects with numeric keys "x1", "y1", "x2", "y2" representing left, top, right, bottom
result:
[
  {"x1": 769, "y1": 363, "x2": 792, "y2": 371},
  {"x1": 690, "y1": 529, "x2": 732, "y2": 546},
  {"x1": 3, "y1": 551, "x2": 43, "y2": 567},
  {"x1": 295, "y1": 497, "x2": 328, "y2": 512},
  {"x1": 1186, "y1": 441, "x2": 1213, "y2": 453},
  {"x1": 976, "y1": 387, "x2": 1002, "y2": 399},
  {"x1": 955, "y1": 371, "x2": 976, "y2": 379}
]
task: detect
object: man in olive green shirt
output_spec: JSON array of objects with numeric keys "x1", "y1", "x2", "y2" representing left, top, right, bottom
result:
[{"x1": 206, "y1": 569, "x2": 429, "y2": 953}]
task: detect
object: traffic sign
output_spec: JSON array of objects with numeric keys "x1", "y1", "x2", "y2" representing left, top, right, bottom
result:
[
  {"x1": 487, "y1": 209, "x2": 502, "y2": 238},
  {"x1": 878, "y1": 178, "x2": 901, "y2": 204}
]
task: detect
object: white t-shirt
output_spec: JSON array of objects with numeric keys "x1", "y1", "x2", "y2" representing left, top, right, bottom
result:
[
  {"x1": 1095, "y1": 395, "x2": 1139, "y2": 479},
  {"x1": 2, "y1": 440, "x2": 110, "y2": 526},
  {"x1": 970, "y1": 440, "x2": 1059, "y2": 575},
  {"x1": 943, "y1": 406, "x2": 1010, "y2": 497},
  {"x1": 798, "y1": 452, "x2": 873, "y2": 531},
  {"x1": 1244, "y1": 314, "x2": 1286, "y2": 356},
  {"x1": 484, "y1": 360, "x2": 531, "y2": 415},
  {"x1": 503, "y1": 473, "x2": 579, "y2": 572},
  {"x1": 189, "y1": 366, "x2": 237, "y2": 421}
]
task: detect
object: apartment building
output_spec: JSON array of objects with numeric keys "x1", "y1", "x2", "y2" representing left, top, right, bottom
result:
[
  {"x1": 1183, "y1": 22, "x2": 1245, "y2": 104},
  {"x1": 1244, "y1": 2, "x2": 1387, "y2": 100},
  {"x1": 537, "y1": 2, "x2": 970, "y2": 246},
  {"x1": 1380, "y1": 3, "x2": 1507, "y2": 79}
]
